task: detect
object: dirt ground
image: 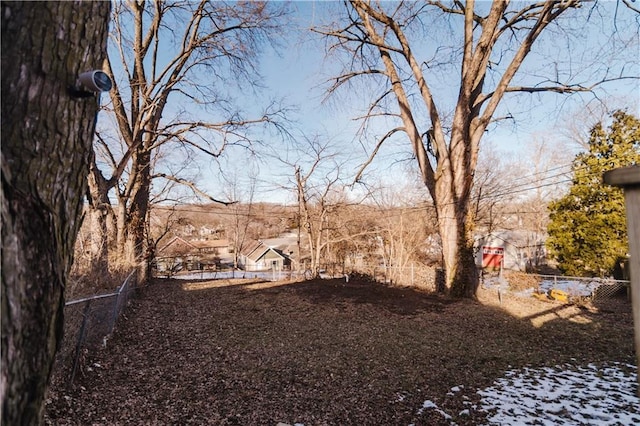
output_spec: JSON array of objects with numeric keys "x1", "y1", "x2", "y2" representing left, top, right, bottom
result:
[{"x1": 45, "y1": 276, "x2": 636, "y2": 425}]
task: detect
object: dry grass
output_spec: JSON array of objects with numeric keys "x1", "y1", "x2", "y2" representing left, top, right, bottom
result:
[
  {"x1": 46, "y1": 277, "x2": 635, "y2": 425},
  {"x1": 66, "y1": 265, "x2": 132, "y2": 301}
]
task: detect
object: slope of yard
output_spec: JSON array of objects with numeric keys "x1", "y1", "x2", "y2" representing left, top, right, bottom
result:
[{"x1": 46, "y1": 277, "x2": 638, "y2": 425}]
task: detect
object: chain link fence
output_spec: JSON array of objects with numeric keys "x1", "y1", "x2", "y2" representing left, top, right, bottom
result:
[
  {"x1": 161, "y1": 263, "x2": 630, "y2": 304},
  {"x1": 165, "y1": 263, "x2": 444, "y2": 292},
  {"x1": 53, "y1": 268, "x2": 140, "y2": 386},
  {"x1": 317, "y1": 263, "x2": 443, "y2": 292},
  {"x1": 483, "y1": 272, "x2": 631, "y2": 303}
]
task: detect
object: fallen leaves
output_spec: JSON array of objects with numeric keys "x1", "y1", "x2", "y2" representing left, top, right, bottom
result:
[{"x1": 46, "y1": 278, "x2": 635, "y2": 425}]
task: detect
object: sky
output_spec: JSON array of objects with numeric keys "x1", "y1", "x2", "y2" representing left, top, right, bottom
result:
[
  {"x1": 100, "y1": 1, "x2": 640, "y2": 206},
  {"x1": 201, "y1": 0, "x2": 640, "y2": 205}
]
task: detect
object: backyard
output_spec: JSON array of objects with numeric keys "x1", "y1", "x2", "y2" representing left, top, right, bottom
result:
[{"x1": 45, "y1": 276, "x2": 638, "y2": 425}]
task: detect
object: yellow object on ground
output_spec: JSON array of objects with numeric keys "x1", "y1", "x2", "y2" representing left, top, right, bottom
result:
[
  {"x1": 549, "y1": 288, "x2": 569, "y2": 303},
  {"x1": 532, "y1": 292, "x2": 549, "y2": 301}
]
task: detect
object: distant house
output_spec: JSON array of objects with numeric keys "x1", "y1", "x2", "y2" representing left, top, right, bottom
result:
[
  {"x1": 181, "y1": 223, "x2": 196, "y2": 236},
  {"x1": 475, "y1": 231, "x2": 547, "y2": 272},
  {"x1": 240, "y1": 240, "x2": 291, "y2": 272},
  {"x1": 190, "y1": 239, "x2": 230, "y2": 256},
  {"x1": 199, "y1": 225, "x2": 225, "y2": 239},
  {"x1": 156, "y1": 236, "x2": 230, "y2": 271}
]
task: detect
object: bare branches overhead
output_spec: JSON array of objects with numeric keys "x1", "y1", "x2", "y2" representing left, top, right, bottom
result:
[
  {"x1": 317, "y1": 0, "x2": 638, "y2": 297},
  {"x1": 89, "y1": 1, "x2": 290, "y2": 267}
]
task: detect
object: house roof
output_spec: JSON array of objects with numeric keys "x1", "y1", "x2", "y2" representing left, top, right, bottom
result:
[
  {"x1": 476, "y1": 230, "x2": 545, "y2": 249},
  {"x1": 242, "y1": 240, "x2": 289, "y2": 263},
  {"x1": 158, "y1": 237, "x2": 229, "y2": 256},
  {"x1": 242, "y1": 240, "x2": 270, "y2": 262},
  {"x1": 190, "y1": 239, "x2": 229, "y2": 249},
  {"x1": 158, "y1": 237, "x2": 197, "y2": 255}
]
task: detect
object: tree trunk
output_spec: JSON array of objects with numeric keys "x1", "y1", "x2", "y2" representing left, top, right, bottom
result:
[
  {"x1": 125, "y1": 147, "x2": 152, "y2": 281},
  {"x1": 115, "y1": 200, "x2": 128, "y2": 261},
  {"x1": 435, "y1": 128, "x2": 479, "y2": 298},
  {"x1": 86, "y1": 154, "x2": 112, "y2": 273},
  {"x1": 1, "y1": 2, "x2": 110, "y2": 424},
  {"x1": 437, "y1": 204, "x2": 479, "y2": 298}
]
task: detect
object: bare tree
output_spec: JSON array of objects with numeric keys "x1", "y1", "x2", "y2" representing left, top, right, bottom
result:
[
  {"x1": 88, "y1": 0, "x2": 289, "y2": 277},
  {"x1": 1, "y1": 2, "x2": 110, "y2": 423},
  {"x1": 471, "y1": 143, "x2": 521, "y2": 236},
  {"x1": 221, "y1": 167, "x2": 258, "y2": 270},
  {"x1": 370, "y1": 185, "x2": 438, "y2": 283},
  {"x1": 272, "y1": 134, "x2": 354, "y2": 276},
  {"x1": 293, "y1": 139, "x2": 345, "y2": 276},
  {"x1": 316, "y1": 0, "x2": 638, "y2": 297}
]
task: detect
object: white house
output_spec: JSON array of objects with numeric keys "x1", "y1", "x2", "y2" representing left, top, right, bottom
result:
[
  {"x1": 240, "y1": 240, "x2": 291, "y2": 272},
  {"x1": 475, "y1": 230, "x2": 546, "y2": 272}
]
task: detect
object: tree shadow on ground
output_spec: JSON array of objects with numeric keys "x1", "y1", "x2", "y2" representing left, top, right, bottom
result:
[{"x1": 276, "y1": 278, "x2": 455, "y2": 316}]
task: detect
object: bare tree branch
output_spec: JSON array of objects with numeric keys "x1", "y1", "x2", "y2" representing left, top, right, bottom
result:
[
  {"x1": 354, "y1": 127, "x2": 403, "y2": 183},
  {"x1": 622, "y1": 0, "x2": 640, "y2": 14},
  {"x1": 153, "y1": 173, "x2": 236, "y2": 206},
  {"x1": 319, "y1": 0, "x2": 638, "y2": 297}
]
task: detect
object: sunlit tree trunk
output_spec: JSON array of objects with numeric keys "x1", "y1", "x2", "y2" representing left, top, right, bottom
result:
[
  {"x1": 1, "y1": 2, "x2": 110, "y2": 424},
  {"x1": 125, "y1": 146, "x2": 152, "y2": 277},
  {"x1": 86, "y1": 152, "x2": 112, "y2": 272}
]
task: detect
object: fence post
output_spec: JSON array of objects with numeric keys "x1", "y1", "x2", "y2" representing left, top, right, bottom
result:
[
  {"x1": 70, "y1": 299, "x2": 92, "y2": 385},
  {"x1": 109, "y1": 284, "x2": 122, "y2": 334},
  {"x1": 411, "y1": 263, "x2": 414, "y2": 286},
  {"x1": 604, "y1": 165, "x2": 640, "y2": 390}
]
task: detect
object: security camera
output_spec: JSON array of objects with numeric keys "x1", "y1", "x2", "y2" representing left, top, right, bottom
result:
[
  {"x1": 78, "y1": 70, "x2": 112, "y2": 92},
  {"x1": 69, "y1": 70, "x2": 112, "y2": 98}
]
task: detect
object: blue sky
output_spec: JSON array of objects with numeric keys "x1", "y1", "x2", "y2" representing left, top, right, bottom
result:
[
  {"x1": 203, "y1": 1, "x2": 639, "y2": 205},
  {"x1": 100, "y1": 1, "x2": 639, "y2": 206}
]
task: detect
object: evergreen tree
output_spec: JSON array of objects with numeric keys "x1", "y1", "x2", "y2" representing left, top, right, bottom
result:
[{"x1": 547, "y1": 110, "x2": 640, "y2": 277}]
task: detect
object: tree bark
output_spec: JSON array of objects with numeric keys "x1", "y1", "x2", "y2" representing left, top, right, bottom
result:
[
  {"x1": 86, "y1": 152, "x2": 113, "y2": 272},
  {"x1": 1, "y1": 2, "x2": 110, "y2": 424},
  {"x1": 125, "y1": 146, "x2": 152, "y2": 281}
]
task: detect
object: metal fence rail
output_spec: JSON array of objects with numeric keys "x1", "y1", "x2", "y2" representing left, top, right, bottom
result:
[
  {"x1": 56, "y1": 269, "x2": 140, "y2": 385},
  {"x1": 162, "y1": 264, "x2": 630, "y2": 303},
  {"x1": 534, "y1": 274, "x2": 630, "y2": 301},
  {"x1": 483, "y1": 272, "x2": 631, "y2": 302}
]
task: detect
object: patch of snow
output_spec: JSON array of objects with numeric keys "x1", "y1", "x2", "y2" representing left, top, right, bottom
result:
[
  {"x1": 477, "y1": 362, "x2": 639, "y2": 425},
  {"x1": 483, "y1": 277, "x2": 509, "y2": 291},
  {"x1": 174, "y1": 270, "x2": 289, "y2": 281},
  {"x1": 514, "y1": 288, "x2": 535, "y2": 298},
  {"x1": 538, "y1": 279, "x2": 601, "y2": 297},
  {"x1": 485, "y1": 275, "x2": 627, "y2": 298},
  {"x1": 421, "y1": 400, "x2": 438, "y2": 409},
  {"x1": 394, "y1": 392, "x2": 407, "y2": 402},
  {"x1": 417, "y1": 399, "x2": 453, "y2": 420}
]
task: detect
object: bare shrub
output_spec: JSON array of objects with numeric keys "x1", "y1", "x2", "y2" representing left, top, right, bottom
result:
[{"x1": 503, "y1": 271, "x2": 541, "y2": 292}]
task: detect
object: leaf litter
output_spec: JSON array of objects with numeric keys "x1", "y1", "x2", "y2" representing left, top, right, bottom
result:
[{"x1": 46, "y1": 277, "x2": 638, "y2": 425}]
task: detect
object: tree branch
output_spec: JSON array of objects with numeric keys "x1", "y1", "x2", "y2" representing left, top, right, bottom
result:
[
  {"x1": 354, "y1": 127, "x2": 403, "y2": 183},
  {"x1": 153, "y1": 173, "x2": 236, "y2": 205}
]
